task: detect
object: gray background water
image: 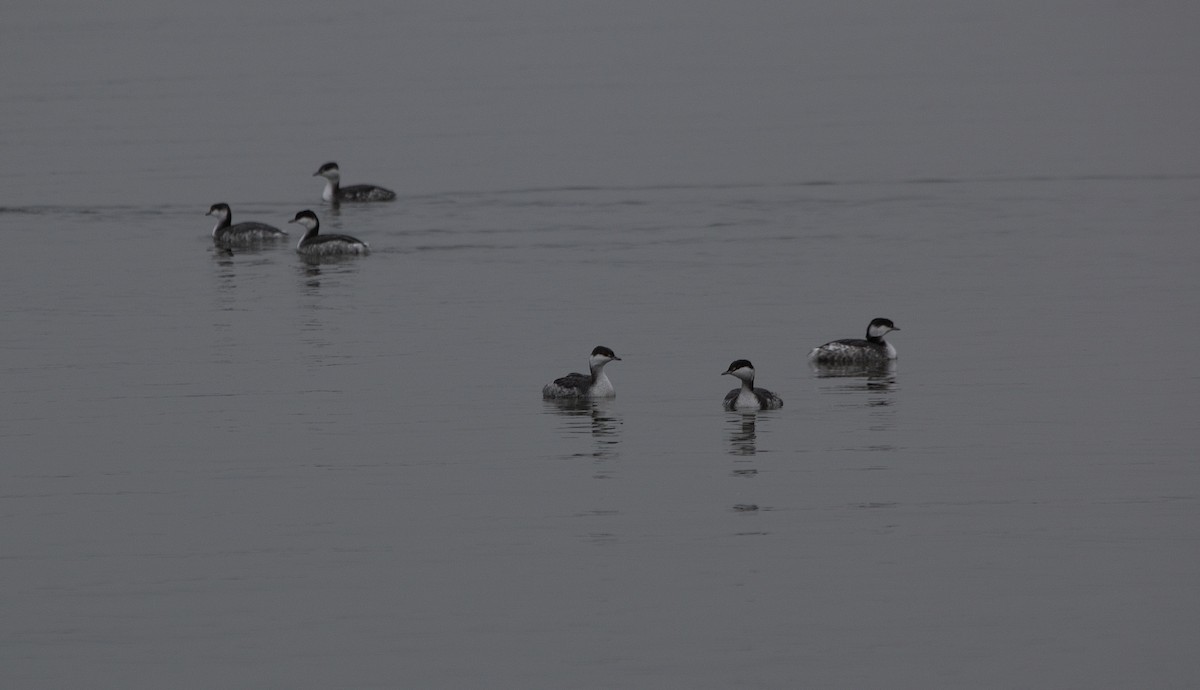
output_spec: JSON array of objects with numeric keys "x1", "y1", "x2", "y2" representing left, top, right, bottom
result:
[{"x1": 3, "y1": 2, "x2": 1199, "y2": 688}]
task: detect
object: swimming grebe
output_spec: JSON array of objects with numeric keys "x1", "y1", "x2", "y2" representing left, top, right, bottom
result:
[
  {"x1": 206, "y1": 203, "x2": 287, "y2": 245},
  {"x1": 808, "y1": 318, "x2": 900, "y2": 366},
  {"x1": 288, "y1": 210, "x2": 370, "y2": 256},
  {"x1": 313, "y1": 162, "x2": 396, "y2": 203},
  {"x1": 722, "y1": 359, "x2": 784, "y2": 410},
  {"x1": 542, "y1": 346, "x2": 621, "y2": 399}
]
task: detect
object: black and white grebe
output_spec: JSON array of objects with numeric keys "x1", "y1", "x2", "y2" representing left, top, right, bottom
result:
[
  {"x1": 542, "y1": 346, "x2": 622, "y2": 399},
  {"x1": 288, "y1": 210, "x2": 370, "y2": 256},
  {"x1": 808, "y1": 318, "x2": 900, "y2": 366},
  {"x1": 206, "y1": 203, "x2": 287, "y2": 245},
  {"x1": 721, "y1": 359, "x2": 784, "y2": 410},
  {"x1": 313, "y1": 162, "x2": 396, "y2": 203}
]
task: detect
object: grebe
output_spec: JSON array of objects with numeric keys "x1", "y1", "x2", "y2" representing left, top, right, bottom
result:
[
  {"x1": 722, "y1": 359, "x2": 784, "y2": 410},
  {"x1": 313, "y1": 162, "x2": 396, "y2": 203},
  {"x1": 542, "y1": 346, "x2": 621, "y2": 399},
  {"x1": 288, "y1": 210, "x2": 370, "y2": 256},
  {"x1": 808, "y1": 318, "x2": 900, "y2": 366},
  {"x1": 206, "y1": 203, "x2": 287, "y2": 245}
]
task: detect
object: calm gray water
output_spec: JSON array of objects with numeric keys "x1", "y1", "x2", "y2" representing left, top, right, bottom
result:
[{"x1": 3, "y1": 2, "x2": 1199, "y2": 688}]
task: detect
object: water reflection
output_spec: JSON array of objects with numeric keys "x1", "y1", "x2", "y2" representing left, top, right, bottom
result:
[
  {"x1": 210, "y1": 246, "x2": 237, "y2": 289},
  {"x1": 299, "y1": 260, "x2": 323, "y2": 283},
  {"x1": 543, "y1": 398, "x2": 622, "y2": 476},
  {"x1": 811, "y1": 361, "x2": 899, "y2": 444},
  {"x1": 206, "y1": 246, "x2": 284, "y2": 368},
  {"x1": 294, "y1": 257, "x2": 367, "y2": 288},
  {"x1": 208, "y1": 245, "x2": 281, "y2": 305},
  {"x1": 812, "y1": 362, "x2": 896, "y2": 399},
  {"x1": 811, "y1": 360, "x2": 895, "y2": 381},
  {"x1": 726, "y1": 410, "x2": 761, "y2": 457},
  {"x1": 724, "y1": 411, "x2": 771, "y2": 523},
  {"x1": 209, "y1": 243, "x2": 276, "y2": 270},
  {"x1": 297, "y1": 253, "x2": 367, "y2": 271},
  {"x1": 724, "y1": 408, "x2": 779, "y2": 481}
]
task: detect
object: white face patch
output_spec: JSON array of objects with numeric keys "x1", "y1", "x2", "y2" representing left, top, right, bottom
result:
[
  {"x1": 290, "y1": 215, "x2": 318, "y2": 231},
  {"x1": 868, "y1": 323, "x2": 894, "y2": 338},
  {"x1": 724, "y1": 365, "x2": 754, "y2": 382},
  {"x1": 589, "y1": 353, "x2": 613, "y2": 370}
]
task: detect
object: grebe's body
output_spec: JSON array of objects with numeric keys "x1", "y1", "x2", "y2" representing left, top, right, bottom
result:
[
  {"x1": 722, "y1": 360, "x2": 783, "y2": 410},
  {"x1": 206, "y1": 203, "x2": 287, "y2": 245},
  {"x1": 288, "y1": 210, "x2": 370, "y2": 256},
  {"x1": 542, "y1": 346, "x2": 621, "y2": 399},
  {"x1": 808, "y1": 318, "x2": 900, "y2": 366},
  {"x1": 313, "y1": 162, "x2": 396, "y2": 203}
]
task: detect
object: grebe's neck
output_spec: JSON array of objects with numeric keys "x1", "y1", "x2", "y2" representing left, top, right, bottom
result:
[
  {"x1": 865, "y1": 320, "x2": 896, "y2": 343},
  {"x1": 209, "y1": 210, "x2": 232, "y2": 236},
  {"x1": 289, "y1": 214, "x2": 320, "y2": 246},
  {"x1": 588, "y1": 359, "x2": 609, "y2": 380},
  {"x1": 321, "y1": 179, "x2": 339, "y2": 203},
  {"x1": 589, "y1": 368, "x2": 614, "y2": 396}
]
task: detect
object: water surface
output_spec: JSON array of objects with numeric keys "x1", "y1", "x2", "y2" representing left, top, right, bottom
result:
[{"x1": 3, "y1": 3, "x2": 1199, "y2": 688}]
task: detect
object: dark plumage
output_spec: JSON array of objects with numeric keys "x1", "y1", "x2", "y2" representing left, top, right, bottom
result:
[
  {"x1": 313, "y1": 162, "x2": 396, "y2": 203},
  {"x1": 206, "y1": 203, "x2": 287, "y2": 246},
  {"x1": 722, "y1": 359, "x2": 783, "y2": 410},
  {"x1": 288, "y1": 210, "x2": 370, "y2": 256},
  {"x1": 808, "y1": 318, "x2": 900, "y2": 366},
  {"x1": 542, "y1": 346, "x2": 621, "y2": 399}
]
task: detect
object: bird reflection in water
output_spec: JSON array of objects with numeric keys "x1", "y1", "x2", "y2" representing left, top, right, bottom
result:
[
  {"x1": 811, "y1": 360, "x2": 899, "y2": 445},
  {"x1": 811, "y1": 361, "x2": 897, "y2": 404},
  {"x1": 725, "y1": 407, "x2": 780, "y2": 481},
  {"x1": 727, "y1": 410, "x2": 760, "y2": 458},
  {"x1": 295, "y1": 258, "x2": 366, "y2": 291},
  {"x1": 544, "y1": 398, "x2": 623, "y2": 477}
]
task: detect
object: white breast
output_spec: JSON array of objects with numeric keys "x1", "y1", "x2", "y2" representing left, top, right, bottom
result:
[
  {"x1": 733, "y1": 388, "x2": 760, "y2": 409},
  {"x1": 588, "y1": 371, "x2": 615, "y2": 398}
]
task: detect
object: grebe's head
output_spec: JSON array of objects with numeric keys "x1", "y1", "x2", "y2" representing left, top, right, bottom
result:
[
  {"x1": 589, "y1": 346, "x2": 621, "y2": 368},
  {"x1": 313, "y1": 162, "x2": 341, "y2": 180},
  {"x1": 867, "y1": 318, "x2": 899, "y2": 339},
  {"x1": 288, "y1": 209, "x2": 320, "y2": 231},
  {"x1": 206, "y1": 202, "x2": 231, "y2": 219},
  {"x1": 722, "y1": 359, "x2": 756, "y2": 382}
]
